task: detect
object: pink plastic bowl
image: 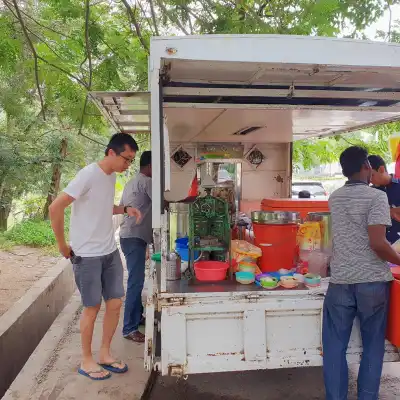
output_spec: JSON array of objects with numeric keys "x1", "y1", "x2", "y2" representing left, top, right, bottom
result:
[{"x1": 194, "y1": 261, "x2": 229, "y2": 281}]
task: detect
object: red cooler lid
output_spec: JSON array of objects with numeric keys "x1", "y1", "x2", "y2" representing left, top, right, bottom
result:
[{"x1": 261, "y1": 198, "x2": 329, "y2": 210}]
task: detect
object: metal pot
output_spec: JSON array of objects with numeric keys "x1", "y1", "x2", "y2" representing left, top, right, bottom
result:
[
  {"x1": 306, "y1": 212, "x2": 332, "y2": 253},
  {"x1": 251, "y1": 211, "x2": 300, "y2": 225},
  {"x1": 169, "y1": 203, "x2": 189, "y2": 251},
  {"x1": 166, "y1": 252, "x2": 182, "y2": 281}
]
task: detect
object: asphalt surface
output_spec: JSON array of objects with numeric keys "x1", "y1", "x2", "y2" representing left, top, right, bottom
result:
[{"x1": 149, "y1": 364, "x2": 400, "y2": 400}]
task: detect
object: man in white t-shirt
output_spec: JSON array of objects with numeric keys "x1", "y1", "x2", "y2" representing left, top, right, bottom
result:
[{"x1": 49, "y1": 133, "x2": 142, "y2": 381}]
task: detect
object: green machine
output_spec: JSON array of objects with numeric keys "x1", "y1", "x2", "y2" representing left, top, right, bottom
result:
[{"x1": 188, "y1": 187, "x2": 231, "y2": 278}]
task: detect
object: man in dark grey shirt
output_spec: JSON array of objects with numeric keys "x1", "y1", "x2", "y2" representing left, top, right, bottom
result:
[
  {"x1": 120, "y1": 151, "x2": 152, "y2": 343},
  {"x1": 323, "y1": 146, "x2": 400, "y2": 400}
]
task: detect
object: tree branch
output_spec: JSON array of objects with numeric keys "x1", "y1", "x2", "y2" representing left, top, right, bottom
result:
[
  {"x1": 37, "y1": 56, "x2": 87, "y2": 87},
  {"x1": 156, "y1": 0, "x2": 190, "y2": 35},
  {"x1": 121, "y1": 0, "x2": 150, "y2": 53},
  {"x1": 148, "y1": 0, "x2": 160, "y2": 36},
  {"x1": 9, "y1": 0, "x2": 46, "y2": 120},
  {"x1": 79, "y1": 132, "x2": 106, "y2": 146},
  {"x1": 78, "y1": 0, "x2": 94, "y2": 135},
  {"x1": 136, "y1": 0, "x2": 156, "y2": 35},
  {"x1": 387, "y1": 0, "x2": 393, "y2": 41},
  {"x1": 3, "y1": 0, "x2": 74, "y2": 40}
]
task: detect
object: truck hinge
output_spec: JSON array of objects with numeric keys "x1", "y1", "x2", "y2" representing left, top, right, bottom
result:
[
  {"x1": 246, "y1": 294, "x2": 260, "y2": 302},
  {"x1": 169, "y1": 364, "x2": 184, "y2": 377},
  {"x1": 167, "y1": 296, "x2": 185, "y2": 306},
  {"x1": 147, "y1": 338, "x2": 153, "y2": 357}
]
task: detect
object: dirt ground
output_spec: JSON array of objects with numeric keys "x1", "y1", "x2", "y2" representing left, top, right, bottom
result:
[{"x1": 0, "y1": 246, "x2": 59, "y2": 316}]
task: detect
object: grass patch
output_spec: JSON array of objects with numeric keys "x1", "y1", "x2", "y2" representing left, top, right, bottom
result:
[
  {"x1": 0, "y1": 211, "x2": 69, "y2": 254},
  {"x1": 4, "y1": 219, "x2": 57, "y2": 247}
]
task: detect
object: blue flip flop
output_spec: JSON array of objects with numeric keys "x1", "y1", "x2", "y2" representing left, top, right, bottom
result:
[
  {"x1": 78, "y1": 368, "x2": 111, "y2": 380},
  {"x1": 99, "y1": 361, "x2": 128, "y2": 374}
]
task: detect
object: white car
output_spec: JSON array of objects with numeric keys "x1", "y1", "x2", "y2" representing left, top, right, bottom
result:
[{"x1": 292, "y1": 182, "x2": 329, "y2": 200}]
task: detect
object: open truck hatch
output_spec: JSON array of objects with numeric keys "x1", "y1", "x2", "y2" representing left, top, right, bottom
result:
[
  {"x1": 89, "y1": 91, "x2": 150, "y2": 135},
  {"x1": 162, "y1": 60, "x2": 400, "y2": 142}
]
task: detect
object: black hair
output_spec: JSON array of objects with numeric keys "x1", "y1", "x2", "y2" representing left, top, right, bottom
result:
[
  {"x1": 140, "y1": 151, "x2": 151, "y2": 168},
  {"x1": 339, "y1": 146, "x2": 369, "y2": 178},
  {"x1": 368, "y1": 154, "x2": 387, "y2": 172},
  {"x1": 298, "y1": 190, "x2": 311, "y2": 199},
  {"x1": 105, "y1": 133, "x2": 139, "y2": 156}
]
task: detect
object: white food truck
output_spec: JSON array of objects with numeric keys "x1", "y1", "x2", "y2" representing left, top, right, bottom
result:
[{"x1": 91, "y1": 34, "x2": 400, "y2": 377}]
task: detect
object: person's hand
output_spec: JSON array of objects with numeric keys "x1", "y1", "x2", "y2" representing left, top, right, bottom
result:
[
  {"x1": 391, "y1": 207, "x2": 400, "y2": 222},
  {"x1": 127, "y1": 207, "x2": 142, "y2": 224},
  {"x1": 59, "y1": 243, "x2": 72, "y2": 259}
]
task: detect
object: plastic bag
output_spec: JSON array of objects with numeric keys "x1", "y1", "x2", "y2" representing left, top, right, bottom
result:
[
  {"x1": 231, "y1": 240, "x2": 262, "y2": 272},
  {"x1": 231, "y1": 240, "x2": 262, "y2": 259},
  {"x1": 297, "y1": 222, "x2": 321, "y2": 252}
]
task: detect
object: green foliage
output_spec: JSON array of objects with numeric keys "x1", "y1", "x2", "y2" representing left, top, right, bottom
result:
[
  {"x1": 0, "y1": 0, "x2": 398, "y2": 240},
  {"x1": 4, "y1": 219, "x2": 56, "y2": 247}
]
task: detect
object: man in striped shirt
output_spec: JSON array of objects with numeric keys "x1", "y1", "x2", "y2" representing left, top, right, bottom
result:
[{"x1": 323, "y1": 146, "x2": 400, "y2": 400}]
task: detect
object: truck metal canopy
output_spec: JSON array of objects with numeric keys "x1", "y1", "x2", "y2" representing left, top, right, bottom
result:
[
  {"x1": 91, "y1": 35, "x2": 400, "y2": 141},
  {"x1": 89, "y1": 91, "x2": 150, "y2": 135}
]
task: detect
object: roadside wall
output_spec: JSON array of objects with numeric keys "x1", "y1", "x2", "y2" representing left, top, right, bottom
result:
[{"x1": 0, "y1": 259, "x2": 75, "y2": 398}]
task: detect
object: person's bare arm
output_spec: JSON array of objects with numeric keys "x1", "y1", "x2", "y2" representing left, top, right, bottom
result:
[
  {"x1": 49, "y1": 193, "x2": 75, "y2": 258},
  {"x1": 368, "y1": 225, "x2": 400, "y2": 264},
  {"x1": 390, "y1": 207, "x2": 400, "y2": 222},
  {"x1": 113, "y1": 205, "x2": 142, "y2": 223}
]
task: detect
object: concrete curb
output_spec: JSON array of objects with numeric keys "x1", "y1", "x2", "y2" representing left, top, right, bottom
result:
[
  {"x1": 0, "y1": 258, "x2": 75, "y2": 399},
  {"x1": 2, "y1": 291, "x2": 82, "y2": 400}
]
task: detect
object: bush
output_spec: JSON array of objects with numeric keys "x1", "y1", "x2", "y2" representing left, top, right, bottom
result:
[
  {"x1": 4, "y1": 210, "x2": 70, "y2": 248},
  {"x1": 4, "y1": 219, "x2": 56, "y2": 247}
]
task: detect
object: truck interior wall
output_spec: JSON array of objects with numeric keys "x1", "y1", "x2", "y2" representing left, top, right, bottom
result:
[
  {"x1": 164, "y1": 142, "x2": 290, "y2": 212},
  {"x1": 164, "y1": 143, "x2": 197, "y2": 203},
  {"x1": 240, "y1": 143, "x2": 291, "y2": 214}
]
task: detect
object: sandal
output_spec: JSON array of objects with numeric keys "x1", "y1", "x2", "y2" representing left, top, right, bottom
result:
[
  {"x1": 99, "y1": 361, "x2": 128, "y2": 374},
  {"x1": 78, "y1": 368, "x2": 111, "y2": 381}
]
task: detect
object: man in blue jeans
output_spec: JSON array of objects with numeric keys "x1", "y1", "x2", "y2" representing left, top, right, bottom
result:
[
  {"x1": 120, "y1": 151, "x2": 152, "y2": 343},
  {"x1": 324, "y1": 146, "x2": 400, "y2": 400}
]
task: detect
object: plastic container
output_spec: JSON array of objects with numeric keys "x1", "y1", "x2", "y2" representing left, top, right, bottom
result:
[
  {"x1": 391, "y1": 266, "x2": 400, "y2": 279},
  {"x1": 175, "y1": 237, "x2": 199, "y2": 261},
  {"x1": 260, "y1": 276, "x2": 279, "y2": 289},
  {"x1": 238, "y1": 261, "x2": 257, "y2": 274},
  {"x1": 387, "y1": 279, "x2": 400, "y2": 346},
  {"x1": 194, "y1": 261, "x2": 229, "y2": 281},
  {"x1": 261, "y1": 198, "x2": 329, "y2": 221},
  {"x1": 280, "y1": 276, "x2": 299, "y2": 289},
  {"x1": 308, "y1": 251, "x2": 330, "y2": 278},
  {"x1": 253, "y1": 222, "x2": 298, "y2": 272},
  {"x1": 236, "y1": 271, "x2": 255, "y2": 284},
  {"x1": 304, "y1": 273, "x2": 321, "y2": 286}
]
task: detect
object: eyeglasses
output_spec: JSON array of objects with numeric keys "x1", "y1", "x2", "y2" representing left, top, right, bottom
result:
[{"x1": 119, "y1": 154, "x2": 135, "y2": 165}]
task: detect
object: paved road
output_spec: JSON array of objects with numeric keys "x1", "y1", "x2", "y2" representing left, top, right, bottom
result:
[{"x1": 149, "y1": 364, "x2": 400, "y2": 400}]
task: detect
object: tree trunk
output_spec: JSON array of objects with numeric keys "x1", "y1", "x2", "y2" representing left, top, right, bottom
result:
[
  {"x1": 43, "y1": 138, "x2": 68, "y2": 220},
  {"x1": 0, "y1": 194, "x2": 12, "y2": 232}
]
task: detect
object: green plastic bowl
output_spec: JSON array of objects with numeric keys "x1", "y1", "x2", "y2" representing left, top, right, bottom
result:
[{"x1": 260, "y1": 276, "x2": 278, "y2": 288}]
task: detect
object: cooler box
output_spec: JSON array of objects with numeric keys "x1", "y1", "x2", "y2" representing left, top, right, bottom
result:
[
  {"x1": 387, "y1": 278, "x2": 400, "y2": 347},
  {"x1": 261, "y1": 198, "x2": 329, "y2": 220}
]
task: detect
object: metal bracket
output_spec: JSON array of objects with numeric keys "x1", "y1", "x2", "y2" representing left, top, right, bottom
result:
[
  {"x1": 245, "y1": 294, "x2": 260, "y2": 302},
  {"x1": 167, "y1": 296, "x2": 185, "y2": 306},
  {"x1": 169, "y1": 364, "x2": 184, "y2": 377}
]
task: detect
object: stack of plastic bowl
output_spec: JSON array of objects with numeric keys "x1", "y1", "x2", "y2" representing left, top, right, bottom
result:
[
  {"x1": 280, "y1": 276, "x2": 299, "y2": 289},
  {"x1": 304, "y1": 273, "x2": 321, "y2": 288},
  {"x1": 236, "y1": 271, "x2": 255, "y2": 284},
  {"x1": 238, "y1": 260, "x2": 257, "y2": 274},
  {"x1": 259, "y1": 276, "x2": 279, "y2": 289}
]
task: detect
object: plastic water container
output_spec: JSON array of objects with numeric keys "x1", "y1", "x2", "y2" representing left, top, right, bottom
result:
[{"x1": 175, "y1": 237, "x2": 199, "y2": 261}]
